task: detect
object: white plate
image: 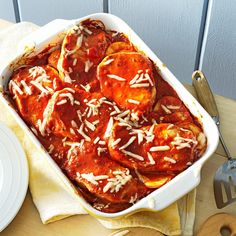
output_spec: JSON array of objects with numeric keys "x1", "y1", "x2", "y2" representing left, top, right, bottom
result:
[{"x1": 0, "y1": 123, "x2": 28, "y2": 232}]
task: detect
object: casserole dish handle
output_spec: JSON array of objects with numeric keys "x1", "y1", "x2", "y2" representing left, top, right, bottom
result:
[
  {"x1": 17, "y1": 19, "x2": 73, "y2": 54},
  {"x1": 141, "y1": 165, "x2": 201, "y2": 211}
]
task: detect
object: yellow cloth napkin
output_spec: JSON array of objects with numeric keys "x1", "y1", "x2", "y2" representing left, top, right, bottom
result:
[{"x1": 0, "y1": 22, "x2": 196, "y2": 236}]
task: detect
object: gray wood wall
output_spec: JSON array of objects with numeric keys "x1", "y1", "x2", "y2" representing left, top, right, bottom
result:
[{"x1": 0, "y1": 0, "x2": 235, "y2": 100}]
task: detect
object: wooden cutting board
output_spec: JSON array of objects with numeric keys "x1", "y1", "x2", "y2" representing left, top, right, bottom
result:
[{"x1": 197, "y1": 213, "x2": 236, "y2": 236}]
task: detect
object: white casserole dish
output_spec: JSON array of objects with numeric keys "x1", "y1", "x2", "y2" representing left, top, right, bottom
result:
[{"x1": 0, "y1": 13, "x2": 219, "y2": 219}]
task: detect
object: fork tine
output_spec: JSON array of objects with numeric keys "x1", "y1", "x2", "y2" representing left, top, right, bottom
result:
[
  {"x1": 214, "y1": 160, "x2": 236, "y2": 208},
  {"x1": 228, "y1": 175, "x2": 236, "y2": 199},
  {"x1": 223, "y1": 180, "x2": 232, "y2": 200},
  {"x1": 214, "y1": 180, "x2": 225, "y2": 208}
]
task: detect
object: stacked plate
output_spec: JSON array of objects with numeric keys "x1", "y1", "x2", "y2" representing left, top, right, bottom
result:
[{"x1": 0, "y1": 123, "x2": 28, "y2": 232}]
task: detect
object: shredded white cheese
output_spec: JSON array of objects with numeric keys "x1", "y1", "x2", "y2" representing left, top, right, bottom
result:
[
  {"x1": 119, "y1": 136, "x2": 136, "y2": 150},
  {"x1": 20, "y1": 80, "x2": 32, "y2": 95},
  {"x1": 104, "y1": 117, "x2": 114, "y2": 138},
  {"x1": 65, "y1": 88, "x2": 75, "y2": 93},
  {"x1": 83, "y1": 27, "x2": 92, "y2": 35},
  {"x1": 127, "y1": 99, "x2": 140, "y2": 105},
  {"x1": 70, "y1": 128, "x2": 76, "y2": 134},
  {"x1": 56, "y1": 99, "x2": 67, "y2": 106},
  {"x1": 80, "y1": 173, "x2": 108, "y2": 185},
  {"x1": 103, "y1": 58, "x2": 114, "y2": 65},
  {"x1": 59, "y1": 93, "x2": 74, "y2": 105},
  {"x1": 74, "y1": 100, "x2": 80, "y2": 105},
  {"x1": 9, "y1": 80, "x2": 23, "y2": 95},
  {"x1": 166, "y1": 105, "x2": 180, "y2": 110},
  {"x1": 84, "y1": 119, "x2": 96, "y2": 131},
  {"x1": 76, "y1": 34, "x2": 83, "y2": 48},
  {"x1": 29, "y1": 66, "x2": 46, "y2": 78},
  {"x1": 164, "y1": 156, "x2": 177, "y2": 164},
  {"x1": 103, "y1": 170, "x2": 132, "y2": 193},
  {"x1": 73, "y1": 58, "x2": 78, "y2": 66},
  {"x1": 144, "y1": 73, "x2": 154, "y2": 86},
  {"x1": 161, "y1": 104, "x2": 172, "y2": 114},
  {"x1": 116, "y1": 110, "x2": 130, "y2": 118},
  {"x1": 121, "y1": 150, "x2": 144, "y2": 161},
  {"x1": 77, "y1": 124, "x2": 91, "y2": 141},
  {"x1": 167, "y1": 124, "x2": 174, "y2": 130},
  {"x1": 80, "y1": 84, "x2": 91, "y2": 92},
  {"x1": 84, "y1": 59, "x2": 93, "y2": 73},
  {"x1": 129, "y1": 74, "x2": 140, "y2": 85},
  {"x1": 147, "y1": 152, "x2": 155, "y2": 165},
  {"x1": 71, "y1": 120, "x2": 78, "y2": 128},
  {"x1": 112, "y1": 138, "x2": 121, "y2": 147},
  {"x1": 150, "y1": 145, "x2": 170, "y2": 152},
  {"x1": 130, "y1": 83, "x2": 149, "y2": 88},
  {"x1": 97, "y1": 147, "x2": 107, "y2": 156},
  {"x1": 93, "y1": 136, "x2": 100, "y2": 144},
  {"x1": 64, "y1": 73, "x2": 72, "y2": 83},
  {"x1": 30, "y1": 81, "x2": 49, "y2": 94},
  {"x1": 48, "y1": 144, "x2": 54, "y2": 154},
  {"x1": 107, "y1": 74, "x2": 126, "y2": 81},
  {"x1": 98, "y1": 140, "x2": 106, "y2": 145}
]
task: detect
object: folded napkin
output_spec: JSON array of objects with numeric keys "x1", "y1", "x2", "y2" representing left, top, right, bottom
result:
[{"x1": 0, "y1": 22, "x2": 196, "y2": 236}]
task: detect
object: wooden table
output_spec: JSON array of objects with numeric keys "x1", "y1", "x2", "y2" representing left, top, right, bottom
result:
[{"x1": 1, "y1": 20, "x2": 236, "y2": 236}]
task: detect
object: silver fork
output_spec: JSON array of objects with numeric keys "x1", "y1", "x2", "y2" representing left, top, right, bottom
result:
[{"x1": 192, "y1": 70, "x2": 236, "y2": 209}]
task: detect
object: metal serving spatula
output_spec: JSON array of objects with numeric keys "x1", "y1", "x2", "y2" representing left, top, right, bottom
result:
[{"x1": 192, "y1": 70, "x2": 236, "y2": 209}]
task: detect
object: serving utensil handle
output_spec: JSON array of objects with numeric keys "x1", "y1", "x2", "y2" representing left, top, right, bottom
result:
[
  {"x1": 192, "y1": 70, "x2": 219, "y2": 118},
  {"x1": 192, "y1": 70, "x2": 232, "y2": 160}
]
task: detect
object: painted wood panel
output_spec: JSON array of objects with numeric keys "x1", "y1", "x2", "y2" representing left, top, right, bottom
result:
[
  {"x1": 0, "y1": 0, "x2": 16, "y2": 22},
  {"x1": 109, "y1": 0, "x2": 205, "y2": 84},
  {"x1": 199, "y1": 0, "x2": 236, "y2": 100},
  {"x1": 18, "y1": 0, "x2": 103, "y2": 25}
]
